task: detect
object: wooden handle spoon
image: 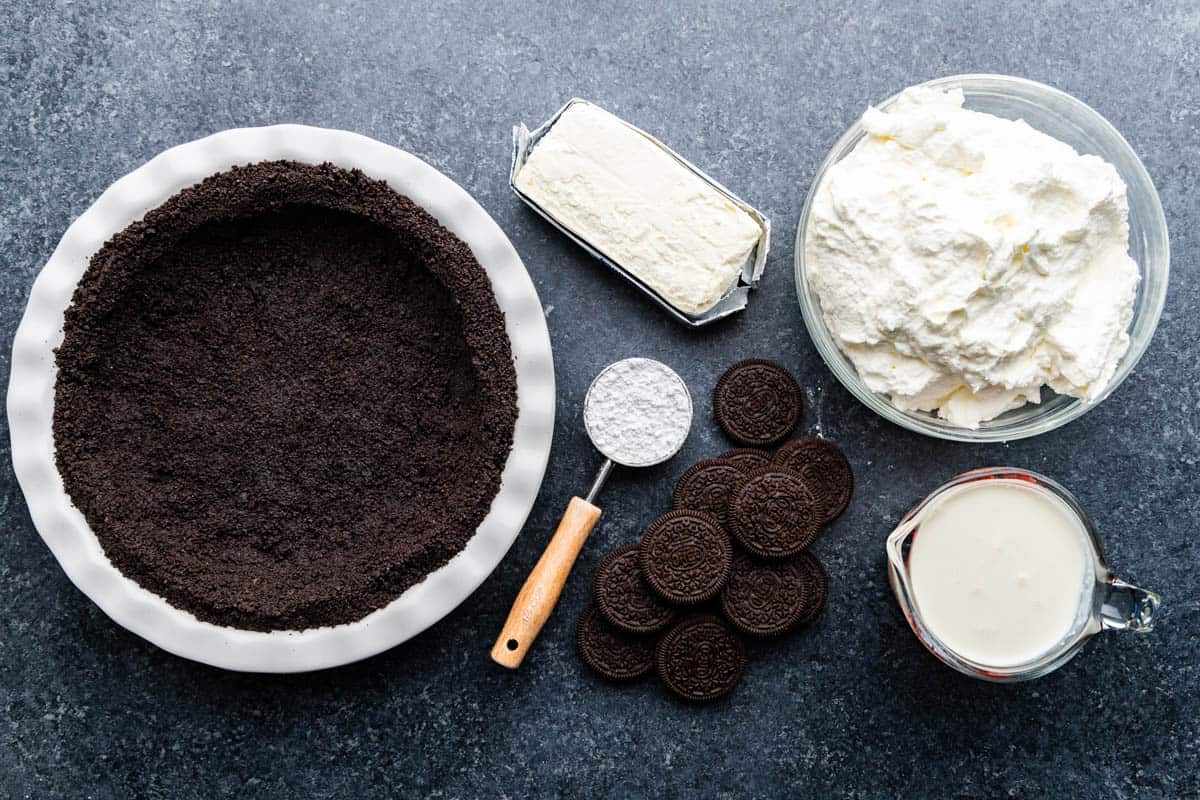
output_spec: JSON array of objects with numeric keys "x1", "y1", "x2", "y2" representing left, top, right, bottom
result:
[{"x1": 491, "y1": 358, "x2": 692, "y2": 669}]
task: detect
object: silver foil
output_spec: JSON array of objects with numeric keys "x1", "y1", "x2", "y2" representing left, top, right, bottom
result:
[{"x1": 510, "y1": 98, "x2": 770, "y2": 328}]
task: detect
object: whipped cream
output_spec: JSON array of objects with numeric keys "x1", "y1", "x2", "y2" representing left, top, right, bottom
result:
[
  {"x1": 805, "y1": 86, "x2": 1140, "y2": 428},
  {"x1": 515, "y1": 102, "x2": 763, "y2": 316}
]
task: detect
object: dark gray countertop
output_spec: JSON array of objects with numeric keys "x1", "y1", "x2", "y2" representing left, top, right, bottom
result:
[{"x1": 3, "y1": 2, "x2": 1198, "y2": 797}]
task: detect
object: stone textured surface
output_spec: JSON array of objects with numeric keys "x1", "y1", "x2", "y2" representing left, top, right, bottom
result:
[{"x1": 2, "y1": 1, "x2": 1197, "y2": 797}]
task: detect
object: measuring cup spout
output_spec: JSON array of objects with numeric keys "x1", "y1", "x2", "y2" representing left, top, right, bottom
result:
[
  {"x1": 884, "y1": 518, "x2": 920, "y2": 614},
  {"x1": 1099, "y1": 576, "x2": 1161, "y2": 633},
  {"x1": 885, "y1": 519, "x2": 916, "y2": 574}
]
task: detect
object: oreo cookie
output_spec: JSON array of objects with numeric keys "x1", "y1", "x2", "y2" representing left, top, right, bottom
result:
[
  {"x1": 720, "y1": 550, "x2": 822, "y2": 636},
  {"x1": 713, "y1": 359, "x2": 802, "y2": 447},
  {"x1": 576, "y1": 604, "x2": 655, "y2": 681},
  {"x1": 655, "y1": 614, "x2": 747, "y2": 702},
  {"x1": 727, "y1": 467, "x2": 822, "y2": 559},
  {"x1": 718, "y1": 447, "x2": 771, "y2": 473},
  {"x1": 792, "y1": 551, "x2": 829, "y2": 626},
  {"x1": 593, "y1": 544, "x2": 677, "y2": 634},
  {"x1": 672, "y1": 458, "x2": 746, "y2": 528},
  {"x1": 773, "y1": 437, "x2": 854, "y2": 523},
  {"x1": 639, "y1": 510, "x2": 733, "y2": 605}
]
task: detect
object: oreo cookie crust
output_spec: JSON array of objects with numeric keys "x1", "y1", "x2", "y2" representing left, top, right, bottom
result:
[
  {"x1": 773, "y1": 437, "x2": 854, "y2": 523},
  {"x1": 52, "y1": 161, "x2": 518, "y2": 631},
  {"x1": 656, "y1": 614, "x2": 747, "y2": 702},
  {"x1": 718, "y1": 448, "x2": 772, "y2": 473},
  {"x1": 713, "y1": 359, "x2": 802, "y2": 447},
  {"x1": 593, "y1": 544, "x2": 677, "y2": 634},
  {"x1": 720, "y1": 551, "x2": 821, "y2": 636},
  {"x1": 727, "y1": 467, "x2": 822, "y2": 559},
  {"x1": 672, "y1": 458, "x2": 746, "y2": 528},
  {"x1": 577, "y1": 604, "x2": 655, "y2": 681},
  {"x1": 639, "y1": 510, "x2": 733, "y2": 605}
]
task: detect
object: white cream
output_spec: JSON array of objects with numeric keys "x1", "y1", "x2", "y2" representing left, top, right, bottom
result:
[
  {"x1": 515, "y1": 102, "x2": 763, "y2": 316},
  {"x1": 805, "y1": 86, "x2": 1140, "y2": 428},
  {"x1": 907, "y1": 480, "x2": 1092, "y2": 667}
]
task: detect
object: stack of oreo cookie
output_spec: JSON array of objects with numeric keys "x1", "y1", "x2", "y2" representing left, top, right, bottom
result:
[{"x1": 577, "y1": 359, "x2": 852, "y2": 702}]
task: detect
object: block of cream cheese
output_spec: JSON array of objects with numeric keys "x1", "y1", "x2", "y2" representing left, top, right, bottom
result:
[{"x1": 511, "y1": 100, "x2": 769, "y2": 324}]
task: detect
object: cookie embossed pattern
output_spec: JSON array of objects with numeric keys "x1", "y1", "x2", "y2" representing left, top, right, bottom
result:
[
  {"x1": 577, "y1": 605, "x2": 656, "y2": 681},
  {"x1": 720, "y1": 551, "x2": 828, "y2": 637},
  {"x1": 656, "y1": 615, "x2": 747, "y2": 702},
  {"x1": 639, "y1": 511, "x2": 734, "y2": 606},
  {"x1": 728, "y1": 468, "x2": 823, "y2": 559},
  {"x1": 575, "y1": 360, "x2": 844, "y2": 702},
  {"x1": 672, "y1": 458, "x2": 748, "y2": 528},
  {"x1": 593, "y1": 544, "x2": 677, "y2": 635},
  {"x1": 713, "y1": 359, "x2": 803, "y2": 446}
]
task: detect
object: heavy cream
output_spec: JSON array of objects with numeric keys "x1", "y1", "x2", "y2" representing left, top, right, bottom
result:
[
  {"x1": 907, "y1": 480, "x2": 1092, "y2": 667},
  {"x1": 514, "y1": 102, "x2": 763, "y2": 316},
  {"x1": 805, "y1": 86, "x2": 1140, "y2": 428}
]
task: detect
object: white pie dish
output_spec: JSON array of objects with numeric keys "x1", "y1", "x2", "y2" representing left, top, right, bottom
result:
[{"x1": 7, "y1": 124, "x2": 556, "y2": 672}]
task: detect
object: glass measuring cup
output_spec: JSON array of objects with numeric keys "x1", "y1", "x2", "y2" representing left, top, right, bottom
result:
[{"x1": 886, "y1": 467, "x2": 1160, "y2": 682}]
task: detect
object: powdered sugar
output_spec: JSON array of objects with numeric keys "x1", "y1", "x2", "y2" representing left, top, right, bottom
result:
[{"x1": 584, "y1": 358, "x2": 692, "y2": 467}]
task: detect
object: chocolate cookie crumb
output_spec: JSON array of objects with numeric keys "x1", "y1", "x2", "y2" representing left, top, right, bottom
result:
[{"x1": 53, "y1": 161, "x2": 517, "y2": 631}]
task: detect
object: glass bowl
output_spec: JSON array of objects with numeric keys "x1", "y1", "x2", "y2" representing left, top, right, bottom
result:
[{"x1": 794, "y1": 74, "x2": 1170, "y2": 442}]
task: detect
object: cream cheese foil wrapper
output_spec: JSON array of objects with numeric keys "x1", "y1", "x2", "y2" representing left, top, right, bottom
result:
[{"x1": 510, "y1": 98, "x2": 770, "y2": 328}]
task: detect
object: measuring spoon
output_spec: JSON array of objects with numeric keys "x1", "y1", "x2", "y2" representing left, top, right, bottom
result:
[{"x1": 491, "y1": 358, "x2": 692, "y2": 668}]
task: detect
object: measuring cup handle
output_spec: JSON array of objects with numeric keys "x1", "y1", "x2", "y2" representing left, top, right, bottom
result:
[
  {"x1": 491, "y1": 496, "x2": 602, "y2": 669},
  {"x1": 1099, "y1": 576, "x2": 1161, "y2": 633}
]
